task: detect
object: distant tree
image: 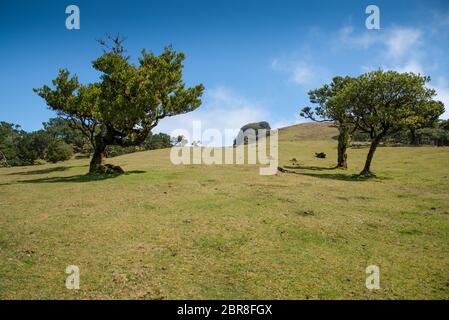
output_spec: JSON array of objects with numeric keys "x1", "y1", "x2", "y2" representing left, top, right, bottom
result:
[
  {"x1": 176, "y1": 135, "x2": 184, "y2": 144},
  {"x1": 406, "y1": 104, "x2": 443, "y2": 145},
  {"x1": 30, "y1": 131, "x2": 54, "y2": 159},
  {"x1": 43, "y1": 117, "x2": 89, "y2": 152},
  {"x1": 440, "y1": 119, "x2": 449, "y2": 131},
  {"x1": 104, "y1": 145, "x2": 139, "y2": 158},
  {"x1": 0, "y1": 122, "x2": 24, "y2": 166},
  {"x1": 0, "y1": 149, "x2": 8, "y2": 167},
  {"x1": 334, "y1": 70, "x2": 444, "y2": 176},
  {"x1": 104, "y1": 132, "x2": 173, "y2": 157},
  {"x1": 34, "y1": 36, "x2": 204, "y2": 174},
  {"x1": 353, "y1": 119, "x2": 449, "y2": 146},
  {"x1": 14, "y1": 130, "x2": 54, "y2": 165},
  {"x1": 15, "y1": 134, "x2": 39, "y2": 165},
  {"x1": 301, "y1": 76, "x2": 356, "y2": 169},
  {"x1": 1, "y1": 121, "x2": 73, "y2": 166},
  {"x1": 172, "y1": 135, "x2": 187, "y2": 146},
  {"x1": 144, "y1": 132, "x2": 172, "y2": 150},
  {"x1": 415, "y1": 125, "x2": 449, "y2": 146},
  {"x1": 46, "y1": 141, "x2": 73, "y2": 163}
]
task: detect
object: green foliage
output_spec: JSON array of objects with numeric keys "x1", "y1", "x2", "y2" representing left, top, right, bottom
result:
[
  {"x1": 440, "y1": 119, "x2": 449, "y2": 131},
  {"x1": 1, "y1": 116, "x2": 174, "y2": 166},
  {"x1": 144, "y1": 132, "x2": 172, "y2": 150},
  {"x1": 332, "y1": 70, "x2": 445, "y2": 175},
  {"x1": 29, "y1": 131, "x2": 54, "y2": 159},
  {"x1": 335, "y1": 70, "x2": 444, "y2": 137},
  {"x1": 105, "y1": 132, "x2": 173, "y2": 157},
  {"x1": 301, "y1": 76, "x2": 357, "y2": 168},
  {"x1": 105, "y1": 145, "x2": 140, "y2": 158},
  {"x1": 0, "y1": 121, "x2": 74, "y2": 166},
  {"x1": 0, "y1": 122, "x2": 24, "y2": 166},
  {"x1": 303, "y1": 72, "x2": 445, "y2": 171},
  {"x1": 353, "y1": 120, "x2": 449, "y2": 146},
  {"x1": 43, "y1": 117, "x2": 89, "y2": 153},
  {"x1": 15, "y1": 130, "x2": 55, "y2": 165},
  {"x1": 46, "y1": 141, "x2": 73, "y2": 163},
  {"x1": 415, "y1": 126, "x2": 449, "y2": 146},
  {"x1": 301, "y1": 76, "x2": 355, "y2": 126},
  {"x1": 34, "y1": 36, "x2": 204, "y2": 173},
  {"x1": 15, "y1": 134, "x2": 39, "y2": 165}
]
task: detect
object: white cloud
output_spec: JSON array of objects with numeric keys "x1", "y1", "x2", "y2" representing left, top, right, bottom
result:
[
  {"x1": 338, "y1": 26, "x2": 378, "y2": 49},
  {"x1": 155, "y1": 87, "x2": 290, "y2": 145},
  {"x1": 429, "y1": 78, "x2": 449, "y2": 120},
  {"x1": 292, "y1": 63, "x2": 315, "y2": 86},
  {"x1": 338, "y1": 25, "x2": 422, "y2": 60},
  {"x1": 339, "y1": 24, "x2": 447, "y2": 120},
  {"x1": 337, "y1": 25, "x2": 428, "y2": 76},
  {"x1": 384, "y1": 27, "x2": 422, "y2": 58},
  {"x1": 156, "y1": 87, "x2": 267, "y2": 134},
  {"x1": 271, "y1": 58, "x2": 330, "y2": 87},
  {"x1": 272, "y1": 27, "x2": 422, "y2": 87},
  {"x1": 394, "y1": 59, "x2": 424, "y2": 74},
  {"x1": 271, "y1": 113, "x2": 304, "y2": 130}
]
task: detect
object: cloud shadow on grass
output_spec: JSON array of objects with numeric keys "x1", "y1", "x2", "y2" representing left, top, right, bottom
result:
[{"x1": 18, "y1": 170, "x2": 146, "y2": 184}]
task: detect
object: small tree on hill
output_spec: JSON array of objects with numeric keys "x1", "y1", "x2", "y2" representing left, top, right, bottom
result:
[
  {"x1": 301, "y1": 76, "x2": 356, "y2": 169},
  {"x1": 333, "y1": 70, "x2": 444, "y2": 176},
  {"x1": 34, "y1": 36, "x2": 204, "y2": 174}
]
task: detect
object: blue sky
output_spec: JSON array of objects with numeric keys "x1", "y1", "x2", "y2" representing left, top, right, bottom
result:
[{"x1": 1, "y1": 0, "x2": 449, "y2": 136}]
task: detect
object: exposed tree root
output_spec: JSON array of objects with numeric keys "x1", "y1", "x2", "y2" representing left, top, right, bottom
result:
[
  {"x1": 358, "y1": 170, "x2": 376, "y2": 178},
  {"x1": 88, "y1": 164, "x2": 124, "y2": 175}
]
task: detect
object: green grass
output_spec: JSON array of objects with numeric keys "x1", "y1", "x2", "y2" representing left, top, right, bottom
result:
[{"x1": 1, "y1": 122, "x2": 448, "y2": 299}]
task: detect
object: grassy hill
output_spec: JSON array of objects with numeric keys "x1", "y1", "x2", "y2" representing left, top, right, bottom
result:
[{"x1": 1, "y1": 122, "x2": 448, "y2": 299}]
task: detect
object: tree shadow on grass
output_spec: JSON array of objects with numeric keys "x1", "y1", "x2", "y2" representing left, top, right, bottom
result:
[
  {"x1": 280, "y1": 165, "x2": 388, "y2": 182},
  {"x1": 7, "y1": 166, "x2": 77, "y2": 176},
  {"x1": 284, "y1": 165, "x2": 337, "y2": 171},
  {"x1": 298, "y1": 172, "x2": 382, "y2": 182},
  {"x1": 18, "y1": 170, "x2": 146, "y2": 184}
]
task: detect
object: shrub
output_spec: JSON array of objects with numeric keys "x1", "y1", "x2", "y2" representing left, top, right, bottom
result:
[{"x1": 46, "y1": 142, "x2": 73, "y2": 163}]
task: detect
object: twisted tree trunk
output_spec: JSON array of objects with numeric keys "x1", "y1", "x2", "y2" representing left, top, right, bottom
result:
[
  {"x1": 88, "y1": 131, "x2": 123, "y2": 174},
  {"x1": 89, "y1": 144, "x2": 106, "y2": 173},
  {"x1": 360, "y1": 133, "x2": 384, "y2": 176}
]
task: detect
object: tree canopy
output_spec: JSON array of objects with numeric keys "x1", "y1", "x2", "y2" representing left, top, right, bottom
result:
[
  {"x1": 332, "y1": 70, "x2": 444, "y2": 176},
  {"x1": 34, "y1": 37, "x2": 204, "y2": 174}
]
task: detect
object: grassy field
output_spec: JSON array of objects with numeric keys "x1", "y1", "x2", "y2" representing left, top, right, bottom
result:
[{"x1": 1, "y1": 122, "x2": 448, "y2": 299}]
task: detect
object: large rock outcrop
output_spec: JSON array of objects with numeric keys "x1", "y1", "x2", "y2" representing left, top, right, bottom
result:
[{"x1": 233, "y1": 121, "x2": 271, "y2": 146}]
